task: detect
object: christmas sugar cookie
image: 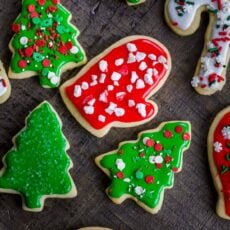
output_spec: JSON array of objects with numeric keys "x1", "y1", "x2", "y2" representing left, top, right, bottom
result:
[
  {"x1": 95, "y1": 121, "x2": 191, "y2": 214},
  {"x1": 9, "y1": 0, "x2": 87, "y2": 88},
  {"x1": 165, "y1": 0, "x2": 230, "y2": 95},
  {"x1": 0, "y1": 61, "x2": 11, "y2": 104},
  {"x1": 127, "y1": 0, "x2": 145, "y2": 5},
  {"x1": 60, "y1": 36, "x2": 171, "y2": 137},
  {"x1": 78, "y1": 228, "x2": 112, "y2": 230},
  {"x1": 0, "y1": 101, "x2": 76, "y2": 212},
  {"x1": 208, "y1": 106, "x2": 230, "y2": 220}
]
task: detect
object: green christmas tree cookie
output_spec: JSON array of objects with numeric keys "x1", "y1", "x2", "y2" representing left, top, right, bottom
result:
[
  {"x1": 127, "y1": 0, "x2": 145, "y2": 5},
  {"x1": 95, "y1": 121, "x2": 191, "y2": 214},
  {"x1": 0, "y1": 101, "x2": 76, "y2": 212},
  {"x1": 9, "y1": 0, "x2": 87, "y2": 88}
]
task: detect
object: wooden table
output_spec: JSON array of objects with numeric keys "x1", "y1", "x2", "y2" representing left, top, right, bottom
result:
[{"x1": 0, "y1": 0, "x2": 230, "y2": 229}]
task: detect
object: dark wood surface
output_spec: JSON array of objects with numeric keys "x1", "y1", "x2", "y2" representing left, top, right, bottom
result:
[{"x1": 0, "y1": 0, "x2": 230, "y2": 229}]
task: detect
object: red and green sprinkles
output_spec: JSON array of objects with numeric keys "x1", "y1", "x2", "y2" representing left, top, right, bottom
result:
[
  {"x1": 96, "y1": 121, "x2": 191, "y2": 213},
  {"x1": 10, "y1": 0, "x2": 86, "y2": 88}
]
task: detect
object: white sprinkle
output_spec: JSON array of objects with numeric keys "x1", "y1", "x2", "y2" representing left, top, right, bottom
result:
[
  {"x1": 107, "y1": 85, "x2": 114, "y2": 91},
  {"x1": 136, "y1": 52, "x2": 146, "y2": 62},
  {"x1": 116, "y1": 159, "x2": 126, "y2": 171},
  {"x1": 99, "y1": 91, "x2": 108, "y2": 103},
  {"x1": 114, "y1": 81, "x2": 119, "y2": 86},
  {"x1": 99, "y1": 73, "x2": 106, "y2": 83},
  {"x1": 136, "y1": 103, "x2": 146, "y2": 117},
  {"x1": 91, "y1": 75, "x2": 98, "y2": 81},
  {"x1": 144, "y1": 73, "x2": 154, "y2": 85},
  {"x1": 149, "y1": 156, "x2": 156, "y2": 164},
  {"x1": 115, "y1": 58, "x2": 124, "y2": 66},
  {"x1": 128, "y1": 100, "x2": 135, "y2": 107},
  {"x1": 191, "y1": 76, "x2": 200, "y2": 88},
  {"x1": 70, "y1": 46, "x2": 79, "y2": 54},
  {"x1": 124, "y1": 178, "x2": 131, "y2": 183},
  {"x1": 84, "y1": 106, "x2": 94, "y2": 114},
  {"x1": 126, "y1": 84, "x2": 133, "y2": 93},
  {"x1": 116, "y1": 92, "x2": 126, "y2": 101},
  {"x1": 74, "y1": 85, "x2": 82, "y2": 98},
  {"x1": 50, "y1": 76, "x2": 59, "y2": 85},
  {"x1": 48, "y1": 72, "x2": 56, "y2": 79},
  {"x1": 148, "y1": 54, "x2": 157, "y2": 61},
  {"x1": 111, "y1": 72, "x2": 122, "y2": 81},
  {"x1": 136, "y1": 79, "x2": 145, "y2": 89},
  {"x1": 81, "y1": 81, "x2": 89, "y2": 90},
  {"x1": 153, "y1": 68, "x2": 159, "y2": 76},
  {"x1": 134, "y1": 186, "x2": 145, "y2": 195},
  {"x1": 98, "y1": 115, "x2": 106, "y2": 123},
  {"x1": 139, "y1": 61, "x2": 147, "y2": 71},
  {"x1": 127, "y1": 53, "x2": 136, "y2": 63},
  {"x1": 158, "y1": 55, "x2": 167, "y2": 64},
  {"x1": 131, "y1": 71, "x2": 139, "y2": 84},
  {"x1": 143, "y1": 137, "x2": 151, "y2": 145},
  {"x1": 90, "y1": 81, "x2": 98, "y2": 86},
  {"x1": 20, "y1": 36, "x2": 28, "y2": 45},
  {"x1": 213, "y1": 142, "x2": 223, "y2": 153},
  {"x1": 105, "y1": 102, "x2": 117, "y2": 115},
  {"x1": 155, "y1": 156, "x2": 163, "y2": 164},
  {"x1": 115, "y1": 108, "x2": 125, "y2": 117},
  {"x1": 127, "y1": 43, "x2": 137, "y2": 52},
  {"x1": 88, "y1": 98, "x2": 96, "y2": 106},
  {"x1": 99, "y1": 60, "x2": 108, "y2": 72},
  {"x1": 222, "y1": 126, "x2": 230, "y2": 140}
]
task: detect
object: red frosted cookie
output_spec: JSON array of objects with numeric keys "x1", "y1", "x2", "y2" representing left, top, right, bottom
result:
[
  {"x1": 208, "y1": 106, "x2": 230, "y2": 220},
  {"x1": 60, "y1": 36, "x2": 171, "y2": 137}
]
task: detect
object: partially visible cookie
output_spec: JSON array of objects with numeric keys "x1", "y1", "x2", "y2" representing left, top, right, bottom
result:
[
  {"x1": 95, "y1": 121, "x2": 191, "y2": 214},
  {"x1": 78, "y1": 228, "x2": 112, "y2": 230},
  {"x1": 9, "y1": 0, "x2": 87, "y2": 88},
  {"x1": 0, "y1": 101, "x2": 76, "y2": 212},
  {"x1": 60, "y1": 36, "x2": 171, "y2": 137},
  {"x1": 208, "y1": 106, "x2": 230, "y2": 220},
  {"x1": 165, "y1": 0, "x2": 230, "y2": 95},
  {"x1": 127, "y1": 0, "x2": 145, "y2": 6},
  {"x1": 0, "y1": 61, "x2": 11, "y2": 104}
]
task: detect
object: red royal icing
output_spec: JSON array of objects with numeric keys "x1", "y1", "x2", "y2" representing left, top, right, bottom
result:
[
  {"x1": 212, "y1": 111, "x2": 230, "y2": 217},
  {"x1": 64, "y1": 38, "x2": 170, "y2": 130}
]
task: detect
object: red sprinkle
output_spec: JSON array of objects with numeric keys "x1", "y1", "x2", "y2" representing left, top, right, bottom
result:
[
  {"x1": 156, "y1": 163, "x2": 162, "y2": 169},
  {"x1": 164, "y1": 130, "x2": 173, "y2": 138},
  {"x1": 18, "y1": 60, "x2": 27, "y2": 68},
  {"x1": 183, "y1": 133, "x2": 190, "y2": 141},
  {"x1": 42, "y1": 59, "x2": 51, "y2": 67},
  {"x1": 172, "y1": 168, "x2": 179, "y2": 172},
  {"x1": 36, "y1": 39, "x2": 46, "y2": 47},
  {"x1": 118, "y1": 150, "x2": 123, "y2": 155},
  {"x1": 28, "y1": 4, "x2": 35, "y2": 13},
  {"x1": 139, "y1": 152, "x2": 145, "y2": 158},
  {"x1": 38, "y1": 0, "x2": 46, "y2": 5},
  {"x1": 1, "y1": 79, "x2": 6, "y2": 87},
  {"x1": 116, "y1": 172, "x2": 124, "y2": 179},
  {"x1": 154, "y1": 143, "x2": 163, "y2": 152},
  {"x1": 12, "y1": 24, "x2": 20, "y2": 33},
  {"x1": 145, "y1": 175, "x2": 154, "y2": 184},
  {"x1": 52, "y1": 0, "x2": 59, "y2": 4},
  {"x1": 59, "y1": 45, "x2": 67, "y2": 55},
  {"x1": 165, "y1": 156, "x2": 173, "y2": 164},
  {"x1": 24, "y1": 47, "x2": 34, "y2": 57},
  {"x1": 146, "y1": 139, "x2": 154, "y2": 147},
  {"x1": 175, "y1": 126, "x2": 183, "y2": 133},
  {"x1": 66, "y1": 41, "x2": 73, "y2": 50}
]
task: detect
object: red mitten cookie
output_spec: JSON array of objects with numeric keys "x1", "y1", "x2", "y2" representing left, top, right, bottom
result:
[
  {"x1": 60, "y1": 36, "x2": 171, "y2": 137},
  {"x1": 0, "y1": 61, "x2": 11, "y2": 104},
  {"x1": 165, "y1": 0, "x2": 230, "y2": 95},
  {"x1": 208, "y1": 107, "x2": 230, "y2": 220}
]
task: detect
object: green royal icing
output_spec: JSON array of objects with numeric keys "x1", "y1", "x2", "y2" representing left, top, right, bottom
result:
[
  {"x1": 10, "y1": 0, "x2": 86, "y2": 88},
  {"x1": 127, "y1": 0, "x2": 143, "y2": 5},
  {"x1": 97, "y1": 121, "x2": 191, "y2": 210},
  {"x1": 0, "y1": 102, "x2": 74, "y2": 210}
]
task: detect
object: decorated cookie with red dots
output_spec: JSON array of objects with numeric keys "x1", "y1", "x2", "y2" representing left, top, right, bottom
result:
[
  {"x1": 0, "y1": 61, "x2": 11, "y2": 104},
  {"x1": 208, "y1": 106, "x2": 230, "y2": 220},
  {"x1": 60, "y1": 36, "x2": 171, "y2": 137},
  {"x1": 165, "y1": 0, "x2": 230, "y2": 95},
  {"x1": 8, "y1": 0, "x2": 87, "y2": 88},
  {"x1": 95, "y1": 121, "x2": 191, "y2": 214},
  {"x1": 127, "y1": 0, "x2": 145, "y2": 5}
]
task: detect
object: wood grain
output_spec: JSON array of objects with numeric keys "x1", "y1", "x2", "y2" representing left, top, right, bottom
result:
[{"x1": 0, "y1": 0, "x2": 230, "y2": 229}]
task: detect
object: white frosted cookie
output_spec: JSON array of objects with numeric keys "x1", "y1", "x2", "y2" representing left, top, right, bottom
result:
[
  {"x1": 0, "y1": 61, "x2": 11, "y2": 104},
  {"x1": 165, "y1": 0, "x2": 230, "y2": 95}
]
